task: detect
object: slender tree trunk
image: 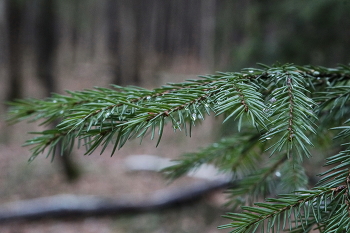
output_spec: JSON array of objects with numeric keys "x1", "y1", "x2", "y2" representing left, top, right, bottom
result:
[
  {"x1": 6, "y1": 0, "x2": 24, "y2": 101},
  {"x1": 0, "y1": 0, "x2": 7, "y2": 65},
  {"x1": 106, "y1": 0, "x2": 121, "y2": 84},
  {"x1": 35, "y1": 0, "x2": 80, "y2": 182},
  {"x1": 36, "y1": 0, "x2": 56, "y2": 95},
  {"x1": 200, "y1": 0, "x2": 216, "y2": 71},
  {"x1": 70, "y1": 0, "x2": 80, "y2": 63},
  {"x1": 117, "y1": 0, "x2": 138, "y2": 85},
  {"x1": 87, "y1": 0, "x2": 99, "y2": 60}
]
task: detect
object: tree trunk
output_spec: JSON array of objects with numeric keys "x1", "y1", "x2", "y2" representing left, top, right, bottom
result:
[
  {"x1": 116, "y1": 0, "x2": 140, "y2": 85},
  {"x1": 6, "y1": 0, "x2": 24, "y2": 101},
  {"x1": 0, "y1": 179, "x2": 231, "y2": 222},
  {"x1": 35, "y1": 0, "x2": 80, "y2": 182},
  {"x1": 200, "y1": 0, "x2": 216, "y2": 71},
  {"x1": 106, "y1": 0, "x2": 121, "y2": 84}
]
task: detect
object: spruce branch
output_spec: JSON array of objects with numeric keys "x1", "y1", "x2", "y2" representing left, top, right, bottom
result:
[
  {"x1": 261, "y1": 66, "x2": 317, "y2": 160},
  {"x1": 7, "y1": 72, "x2": 268, "y2": 160},
  {"x1": 219, "y1": 188, "x2": 347, "y2": 233},
  {"x1": 213, "y1": 74, "x2": 267, "y2": 129},
  {"x1": 278, "y1": 159, "x2": 308, "y2": 193},
  {"x1": 318, "y1": 118, "x2": 350, "y2": 188},
  {"x1": 314, "y1": 86, "x2": 350, "y2": 128},
  {"x1": 6, "y1": 64, "x2": 350, "y2": 232},
  {"x1": 317, "y1": 147, "x2": 350, "y2": 187},
  {"x1": 162, "y1": 133, "x2": 262, "y2": 181},
  {"x1": 226, "y1": 154, "x2": 287, "y2": 207}
]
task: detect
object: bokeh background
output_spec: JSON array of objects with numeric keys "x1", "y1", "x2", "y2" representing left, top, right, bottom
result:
[{"x1": 0, "y1": 0, "x2": 350, "y2": 232}]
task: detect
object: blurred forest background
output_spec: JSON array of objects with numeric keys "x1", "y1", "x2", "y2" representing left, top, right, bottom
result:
[{"x1": 0, "y1": 0, "x2": 350, "y2": 232}]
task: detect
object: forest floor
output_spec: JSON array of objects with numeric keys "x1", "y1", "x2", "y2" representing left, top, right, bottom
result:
[{"x1": 0, "y1": 56, "x2": 230, "y2": 233}]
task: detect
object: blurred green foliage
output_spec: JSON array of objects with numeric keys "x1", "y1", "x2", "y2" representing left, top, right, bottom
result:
[{"x1": 215, "y1": 0, "x2": 350, "y2": 70}]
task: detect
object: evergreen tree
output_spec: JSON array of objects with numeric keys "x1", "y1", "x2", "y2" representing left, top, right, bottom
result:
[{"x1": 7, "y1": 64, "x2": 350, "y2": 232}]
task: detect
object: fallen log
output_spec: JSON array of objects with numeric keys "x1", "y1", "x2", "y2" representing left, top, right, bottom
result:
[{"x1": 0, "y1": 179, "x2": 234, "y2": 223}]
